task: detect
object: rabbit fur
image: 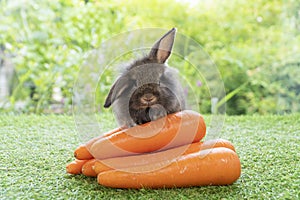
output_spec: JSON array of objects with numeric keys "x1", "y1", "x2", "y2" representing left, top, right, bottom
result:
[{"x1": 104, "y1": 28, "x2": 186, "y2": 127}]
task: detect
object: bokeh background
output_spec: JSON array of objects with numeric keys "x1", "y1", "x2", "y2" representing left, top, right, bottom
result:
[{"x1": 0, "y1": 0, "x2": 299, "y2": 115}]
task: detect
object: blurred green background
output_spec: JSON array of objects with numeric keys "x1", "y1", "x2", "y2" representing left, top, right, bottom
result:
[{"x1": 0, "y1": 0, "x2": 299, "y2": 115}]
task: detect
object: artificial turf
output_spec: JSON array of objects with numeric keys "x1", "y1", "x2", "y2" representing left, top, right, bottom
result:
[{"x1": 0, "y1": 114, "x2": 299, "y2": 199}]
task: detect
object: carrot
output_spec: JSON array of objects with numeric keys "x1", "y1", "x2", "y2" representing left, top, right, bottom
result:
[
  {"x1": 185, "y1": 138, "x2": 236, "y2": 154},
  {"x1": 93, "y1": 139, "x2": 235, "y2": 174},
  {"x1": 90, "y1": 110, "x2": 206, "y2": 160},
  {"x1": 74, "y1": 127, "x2": 124, "y2": 160},
  {"x1": 93, "y1": 144, "x2": 192, "y2": 174},
  {"x1": 97, "y1": 147, "x2": 241, "y2": 189},
  {"x1": 74, "y1": 145, "x2": 94, "y2": 160},
  {"x1": 66, "y1": 159, "x2": 89, "y2": 175},
  {"x1": 81, "y1": 159, "x2": 98, "y2": 177}
]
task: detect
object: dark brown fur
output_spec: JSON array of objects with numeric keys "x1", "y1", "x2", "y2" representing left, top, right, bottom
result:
[{"x1": 104, "y1": 28, "x2": 186, "y2": 127}]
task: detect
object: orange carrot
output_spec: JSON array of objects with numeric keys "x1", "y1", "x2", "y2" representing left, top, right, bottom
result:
[
  {"x1": 66, "y1": 159, "x2": 89, "y2": 175},
  {"x1": 207, "y1": 138, "x2": 236, "y2": 150},
  {"x1": 90, "y1": 110, "x2": 206, "y2": 160},
  {"x1": 74, "y1": 127, "x2": 124, "y2": 160},
  {"x1": 93, "y1": 144, "x2": 194, "y2": 174},
  {"x1": 97, "y1": 147, "x2": 241, "y2": 189},
  {"x1": 186, "y1": 138, "x2": 236, "y2": 154},
  {"x1": 81, "y1": 159, "x2": 98, "y2": 177},
  {"x1": 74, "y1": 145, "x2": 94, "y2": 160},
  {"x1": 93, "y1": 139, "x2": 235, "y2": 174}
]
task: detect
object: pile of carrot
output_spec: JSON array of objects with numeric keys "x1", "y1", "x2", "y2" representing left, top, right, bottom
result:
[{"x1": 66, "y1": 110, "x2": 241, "y2": 189}]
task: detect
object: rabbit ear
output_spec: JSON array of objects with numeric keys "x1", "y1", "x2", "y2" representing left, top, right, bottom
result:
[
  {"x1": 104, "y1": 78, "x2": 127, "y2": 108},
  {"x1": 149, "y1": 28, "x2": 176, "y2": 63},
  {"x1": 103, "y1": 82, "x2": 116, "y2": 108}
]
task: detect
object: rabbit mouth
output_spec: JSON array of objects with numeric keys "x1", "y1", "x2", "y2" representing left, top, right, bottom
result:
[
  {"x1": 140, "y1": 102, "x2": 157, "y2": 108},
  {"x1": 129, "y1": 93, "x2": 159, "y2": 109},
  {"x1": 140, "y1": 95, "x2": 158, "y2": 105}
]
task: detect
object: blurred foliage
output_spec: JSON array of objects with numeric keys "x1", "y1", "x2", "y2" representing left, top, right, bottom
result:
[{"x1": 0, "y1": 0, "x2": 299, "y2": 114}]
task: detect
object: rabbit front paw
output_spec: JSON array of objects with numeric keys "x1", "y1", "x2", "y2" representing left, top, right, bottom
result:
[{"x1": 149, "y1": 104, "x2": 167, "y2": 121}]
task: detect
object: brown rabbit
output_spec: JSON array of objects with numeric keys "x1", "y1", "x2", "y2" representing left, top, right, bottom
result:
[{"x1": 104, "y1": 28, "x2": 186, "y2": 127}]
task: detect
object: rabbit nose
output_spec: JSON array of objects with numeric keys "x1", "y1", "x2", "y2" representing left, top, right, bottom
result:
[{"x1": 141, "y1": 93, "x2": 157, "y2": 104}]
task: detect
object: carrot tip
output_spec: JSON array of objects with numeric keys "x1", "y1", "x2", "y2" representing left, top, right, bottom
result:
[{"x1": 74, "y1": 145, "x2": 94, "y2": 160}]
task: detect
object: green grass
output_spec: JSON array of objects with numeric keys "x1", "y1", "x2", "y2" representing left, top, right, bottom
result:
[{"x1": 0, "y1": 114, "x2": 299, "y2": 199}]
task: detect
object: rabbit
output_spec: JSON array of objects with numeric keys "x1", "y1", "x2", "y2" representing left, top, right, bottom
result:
[{"x1": 104, "y1": 28, "x2": 186, "y2": 127}]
